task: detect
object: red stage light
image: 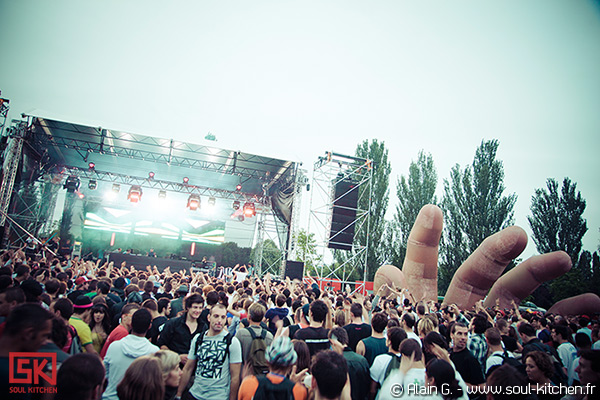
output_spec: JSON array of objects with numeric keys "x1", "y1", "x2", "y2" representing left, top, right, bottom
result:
[
  {"x1": 187, "y1": 194, "x2": 200, "y2": 210},
  {"x1": 243, "y1": 202, "x2": 255, "y2": 217},
  {"x1": 148, "y1": 171, "x2": 155, "y2": 179},
  {"x1": 77, "y1": 192, "x2": 85, "y2": 199},
  {"x1": 183, "y1": 177, "x2": 190, "y2": 184},
  {"x1": 127, "y1": 185, "x2": 143, "y2": 203},
  {"x1": 236, "y1": 184, "x2": 242, "y2": 191},
  {"x1": 88, "y1": 162, "x2": 95, "y2": 170}
]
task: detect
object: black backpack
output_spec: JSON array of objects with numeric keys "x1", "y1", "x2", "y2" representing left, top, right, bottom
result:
[
  {"x1": 67, "y1": 325, "x2": 83, "y2": 355},
  {"x1": 253, "y1": 375, "x2": 296, "y2": 400},
  {"x1": 527, "y1": 342, "x2": 568, "y2": 386},
  {"x1": 246, "y1": 327, "x2": 270, "y2": 376},
  {"x1": 487, "y1": 351, "x2": 526, "y2": 377}
]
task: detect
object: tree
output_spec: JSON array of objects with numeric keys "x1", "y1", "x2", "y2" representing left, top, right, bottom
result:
[
  {"x1": 390, "y1": 150, "x2": 437, "y2": 266},
  {"x1": 294, "y1": 229, "x2": 321, "y2": 275},
  {"x1": 527, "y1": 178, "x2": 587, "y2": 261},
  {"x1": 527, "y1": 178, "x2": 588, "y2": 300},
  {"x1": 251, "y1": 239, "x2": 282, "y2": 274},
  {"x1": 340, "y1": 139, "x2": 391, "y2": 281},
  {"x1": 439, "y1": 139, "x2": 516, "y2": 293}
]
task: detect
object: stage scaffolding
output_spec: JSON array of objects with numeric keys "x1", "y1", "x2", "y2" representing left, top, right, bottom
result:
[
  {"x1": 307, "y1": 151, "x2": 373, "y2": 292},
  {"x1": 0, "y1": 117, "x2": 298, "y2": 270}
]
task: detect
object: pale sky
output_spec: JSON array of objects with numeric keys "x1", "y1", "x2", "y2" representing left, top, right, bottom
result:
[{"x1": 1, "y1": 0, "x2": 599, "y2": 260}]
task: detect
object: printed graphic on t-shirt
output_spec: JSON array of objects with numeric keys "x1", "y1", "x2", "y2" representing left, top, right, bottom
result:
[{"x1": 197, "y1": 339, "x2": 227, "y2": 379}]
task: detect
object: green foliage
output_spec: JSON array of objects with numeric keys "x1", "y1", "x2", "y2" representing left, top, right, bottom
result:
[
  {"x1": 251, "y1": 239, "x2": 282, "y2": 274},
  {"x1": 439, "y1": 139, "x2": 516, "y2": 293},
  {"x1": 342, "y1": 139, "x2": 391, "y2": 281},
  {"x1": 528, "y1": 178, "x2": 588, "y2": 301},
  {"x1": 294, "y1": 229, "x2": 321, "y2": 275},
  {"x1": 527, "y1": 178, "x2": 587, "y2": 261},
  {"x1": 220, "y1": 242, "x2": 251, "y2": 267},
  {"x1": 389, "y1": 150, "x2": 437, "y2": 266}
]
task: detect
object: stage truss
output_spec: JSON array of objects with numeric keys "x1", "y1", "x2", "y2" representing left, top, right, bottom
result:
[
  {"x1": 0, "y1": 117, "x2": 298, "y2": 272},
  {"x1": 307, "y1": 151, "x2": 373, "y2": 292}
]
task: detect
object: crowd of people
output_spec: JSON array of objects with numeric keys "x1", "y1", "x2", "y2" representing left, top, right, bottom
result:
[{"x1": 0, "y1": 237, "x2": 599, "y2": 400}]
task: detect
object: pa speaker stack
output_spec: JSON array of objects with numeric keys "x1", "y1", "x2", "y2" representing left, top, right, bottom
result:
[
  {"x1": 328, "y1": 179, "x2": 358, "y2": 250},
  {"x1": 284, "y1": 260, "x2": 305, "y2": 281}
]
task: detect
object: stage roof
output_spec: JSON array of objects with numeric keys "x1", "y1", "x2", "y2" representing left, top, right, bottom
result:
[{"x1": 25, "y1": 116, "x2": 298, "y2": 201}]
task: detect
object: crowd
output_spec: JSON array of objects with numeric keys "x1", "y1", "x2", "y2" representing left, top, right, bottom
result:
[{"x1": 0, "y1": 236, "x2": 600, "y2": 400}]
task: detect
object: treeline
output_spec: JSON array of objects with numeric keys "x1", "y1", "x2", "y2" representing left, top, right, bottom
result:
[{"x1": 294, "y1": 139, "x2": 599, "y2": 308}]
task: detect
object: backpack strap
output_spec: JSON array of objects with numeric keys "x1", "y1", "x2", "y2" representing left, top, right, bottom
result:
[{"x1": 247, "y1": 326, "x2": 257, "y2": 340}]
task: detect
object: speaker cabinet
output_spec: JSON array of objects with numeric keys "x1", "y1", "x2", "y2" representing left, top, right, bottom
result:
[{"x1": 328, "y1": 179, "x2": 358, "y2": 250}]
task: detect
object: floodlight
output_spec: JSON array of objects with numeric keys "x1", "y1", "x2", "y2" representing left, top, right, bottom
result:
[
  {"x1": 64, "y1": 176, "x2": 80, "y2": 193},
  {"x1": 127, "y1": 185, "x2": 143, "y2": 203},
  {"x1": 88, "y1": 180, "x2": 97, "y2": 190},
  {"x1": 243, "y1": 202, "x2": 255, "y2": 217},
  {"x1": 187, "y1": 194, "x2": 200, "y2": 210}
]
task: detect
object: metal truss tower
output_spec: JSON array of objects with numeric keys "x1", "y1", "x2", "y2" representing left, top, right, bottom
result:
[
  {"x1": 0, "y1": 120, "x2": 26, "y2": 246},
  {"x1": 308, "y1": 151, "x2": 373, "y2": 292}
]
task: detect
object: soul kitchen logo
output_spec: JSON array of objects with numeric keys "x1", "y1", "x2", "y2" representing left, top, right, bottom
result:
[{"x1": 8, "y1": 353, "x2": 58, "y2": 395}]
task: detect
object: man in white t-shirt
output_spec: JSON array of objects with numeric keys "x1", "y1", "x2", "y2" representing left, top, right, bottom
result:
[
  {"x1": 370, "y1": 328, "x2": 407, "y2": 398},
  {"x1": 177, "y1": 304, "x2": 242, "y2": 400},
  {"x1": 378, "y1": 338, "x2": 427, "y2": 400},
  {"x1": 552, "y1": 325, "x2": 578, "y2": 386}
]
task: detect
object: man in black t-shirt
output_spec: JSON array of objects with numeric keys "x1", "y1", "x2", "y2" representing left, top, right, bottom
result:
[
  {"x1": 294, "y1": 300, "x2": 330, "y2": 356},
  {"x1": 449, "y1": 322, "x2": 485, "y2": 396},
  {"x1": 343, "y1": 303, "x2": 371, "y2": 352}
]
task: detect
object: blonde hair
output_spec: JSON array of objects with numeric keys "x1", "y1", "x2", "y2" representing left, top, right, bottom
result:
[
  {"x1": 417, "y1": 317, "x2": 435, "y2": 338},
  {"x1": 116, "y1": 356, "x2": 164, "y2": 400},
  {"x1": 152, "y1": 350, "x2": 180, "y2": 380}
]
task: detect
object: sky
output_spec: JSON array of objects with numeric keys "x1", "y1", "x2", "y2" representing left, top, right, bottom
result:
[{"x1": 1, "y1": 0, "x2": 599, "y2": 261}]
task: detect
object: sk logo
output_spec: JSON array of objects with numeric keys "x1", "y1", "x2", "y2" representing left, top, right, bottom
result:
[{"x1": 9, "y1": 352, "x2": 57, "y2": 385}]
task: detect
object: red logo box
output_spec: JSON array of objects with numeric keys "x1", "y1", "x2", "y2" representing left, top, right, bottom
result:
[{"x1": 9, "y1": 352, "x2": 57, "y2": 385}]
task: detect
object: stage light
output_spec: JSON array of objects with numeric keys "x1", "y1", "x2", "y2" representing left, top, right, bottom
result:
[
  {"x1": 238, "y1": 215, "x2": 245, "y2": 222},
  {"x1": 183, "y1": 177, "x2": 189, "y2": 184},
  {"x1": 187, "y1": 194, "x2": 200, "y2": 210},
  {"x1": 243, "y1": 202, "x2": 255, "y2": 217},
  {"x1": 88, "y1": 180, "x2": 97, "y2": 190},
  {"x1": 64, "y1": 176, "x2": 80, "y2": 193},
  {"x1": 112, "y1": 183, "x2": 121, "y2": 193},
  {"x1": 88, "y1": 162, "x2": 95, "y2": 170},
  {"x1": 148, "y1": 171, "x2": 155, "y2": 179},
  {"x1": 236, "y1": 183, "x2": 242, "y2": 191},
  {"x1": 232, "y1": 200, "x2": 240, "y2": 210},
  {"x1": 77, "y1": 192, "x2": 85, "y2": 199},
  {"x1": 127, "y1": 185, "x2": 143, "y2": 203},
  {"x1": 158, "y1": 190, "x2": 167, "y2": 199},
  {"x1": 208, "y1": 197, "x2": 216, "y2": 206}
]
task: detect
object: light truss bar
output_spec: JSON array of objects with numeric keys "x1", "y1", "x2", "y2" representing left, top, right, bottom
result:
[
  {"x1": 57, "y1": 166, "x2": 268, "y2": 202},
  {"x1": 29, "y1": 118, "x2": 295, "y2": 183}
]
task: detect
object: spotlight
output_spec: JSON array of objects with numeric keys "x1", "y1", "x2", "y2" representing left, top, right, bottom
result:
[
  {"x1": 112, "y1": 183, "x2": 121, "y2": 193},
  {"x1": 236, "y1": 183, "x2": 242, "y2": 191},
  {"x1": 63, "y1": 176, "x2": 80, "y2": 193},
  {"x1": 187, "y1": 194, "x2": 200, "y2": 210},
  {"x1": 232, "y1": 200, "x2": 240, "y2": 210},
  {"x1": 237, "y1": 215, "x2": 245, "y2": 222},
  {"x1": 148, "y1": 171, "x2": 155, "y2": 179},
  {"x1": 77, "y1": 192, "x2": 85, "y2": 199},
  {"x1": 127, "y1": 185, "x2": 143, "y2": 203},
  {"x1": 243, "y1": 202, "x2": 255, "y2": 217},
  {"x1": 88, "y1": 162, "x2": 95, "y2": 170},
  {"x1": 88, "y1": 180, "x2": 97, "y2": 190},
  {"x1": 208, "y1": 197, "x2": 216, "y2": 206},
  {"x1": 158, "y1": 190, "x2": 167, "y2": 199},
  {"x1": 183, "y1": 177, "x2": 189, "y2": 184}
]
